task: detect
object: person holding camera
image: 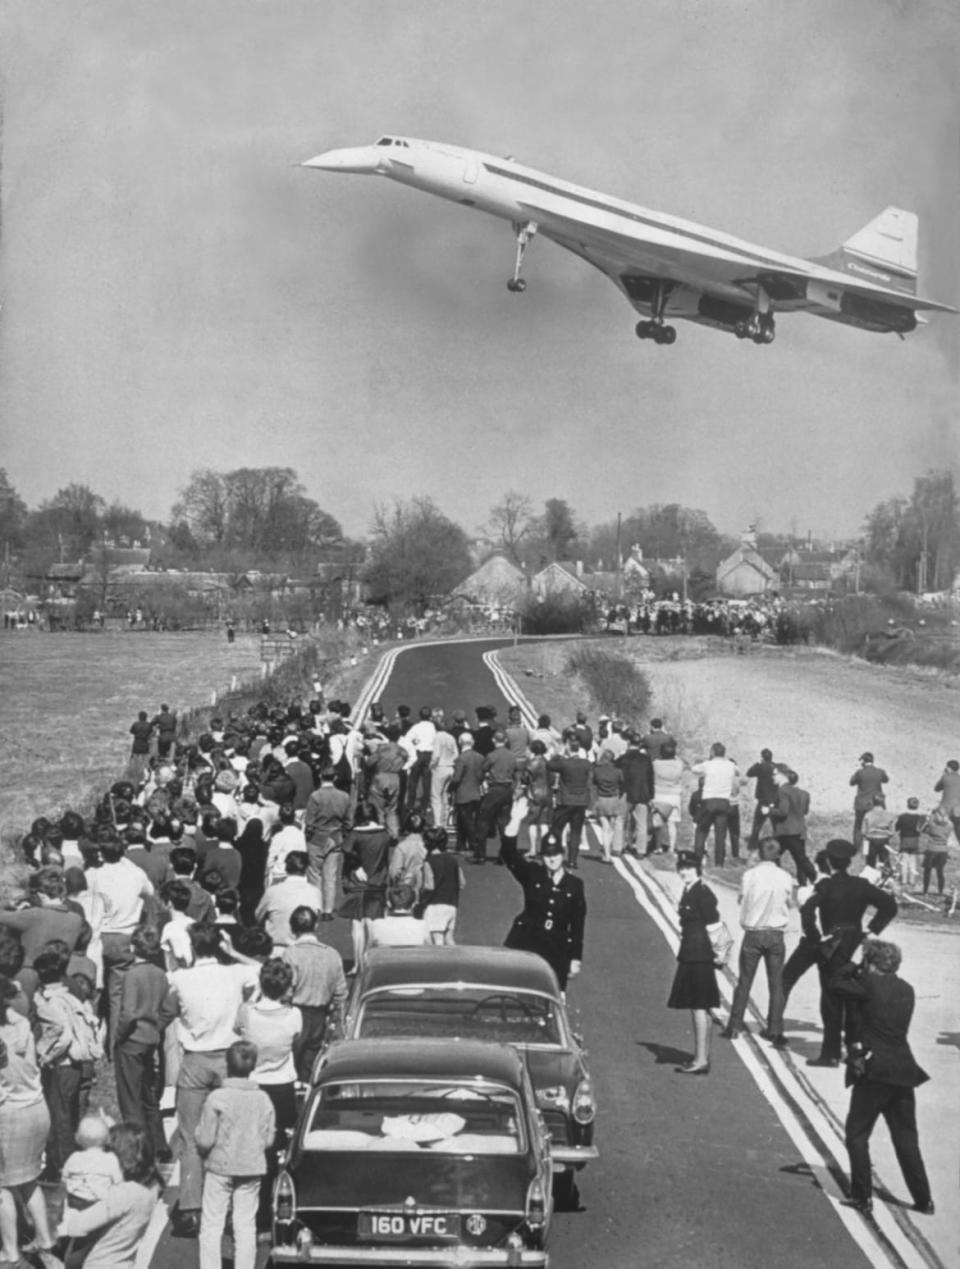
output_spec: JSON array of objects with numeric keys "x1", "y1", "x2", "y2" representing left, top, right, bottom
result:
[{"x1": 829, "y1": 940, "x2": 933, "y2": 1217}]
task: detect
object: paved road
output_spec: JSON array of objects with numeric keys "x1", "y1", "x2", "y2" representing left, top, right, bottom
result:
[{"x1": 145, "y1": 638, "x2": 889, "y2": 1269}]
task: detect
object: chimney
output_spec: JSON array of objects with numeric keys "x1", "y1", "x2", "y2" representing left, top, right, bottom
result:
[
  {"x1": 576, "y1": 560, "x2": 583, "y2": 577},
  {"x1": 740, "y1": 526, "x2": 757, "y2": 550}
]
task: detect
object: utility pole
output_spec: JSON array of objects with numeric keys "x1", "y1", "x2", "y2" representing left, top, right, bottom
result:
[{"x1": 615, "y1": 512, "x2": 622, "y2": 601}]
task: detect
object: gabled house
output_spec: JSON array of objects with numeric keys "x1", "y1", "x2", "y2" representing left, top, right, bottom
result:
[
  {"x1": 716, "y1": 530, "x2": 779, "y2": 596},
  {"x1": 454, "y1": 554, "x2": 528, "y2": 606}
]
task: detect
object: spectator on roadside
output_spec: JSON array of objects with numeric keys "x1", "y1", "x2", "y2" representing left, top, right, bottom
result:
[
  {"x1": 367, "y1": 883, "x2": 431, "y2": 953},
  {"x1": 265, "y1": 804, "x2": 307, "y2": 885},
  {"x1": 151, "y1": 704, "x2": 178, "y2": 759},
  {"x1": 420, "y1": 827, "x2": 465, "y2": 946},
  {"x1": 88, "y1": 833, "x2": 154, "y2": 1054},
  {"x1": 591, "y1": 748, "x2": 625, "y2": 863},
  {"x1": 862, "y1": 794, "x2": 897, "y2": 870},
  {"x1": 195, "y1": 1039, "x2": 275, "y2": 1269},
  {"x1": 199, "y1": 817, "x2": 242, "y2": 891},
  {"x1": 255, "y1": 852, "x2": 321, "y2": 949},
  {"x1": 389, "y1": 813, "x2": 428, "y2": 902},
  {"x1": 769, "y1": 768, "x2": 816, "y2": 884},
  {"x1": 235, "y1": 960, "x2": 302, "y2": 1236},
  {"x1": 113, "y1": 926, "x2": 171, "y2": 1162},
  {"x1": 129, "y1": 712, "x2": 153, "y2": 778},
  {"x1": 62, "y1": 1114, "x2": 122, "y2": 1210},
  {"x1": 474, "y1": 731, "x2": 519, "y2": 865},
  {"x1": 429, "y1": 723, "x2": 459, "y2": 830},
  {"x1": 651, "y1": 739, "x2": 685, "y2": 853},
  {"x1": 666, "y1": 851, "x2": 720, "y2": 1075},
  {"x1": 280, "y1": 907, "x2": 348, "y2": 1082},
  {"x1": 0, "y1": 975, "x2": 61, "y2": 1267},
  {"x1": 641, "y1": 718, "x2": 674, "y2": 762},
  {"x1": 691, "y1": 743, "x2": 740, "y2": 867},
  {"x1": 58, "y1": 1123, "x2": 162, "y2": 1269},
  {"x1": 933, "y1": 759, "x2": 960, "y2": 843},
  {"x1": 894, "y1": 798, "x2": 924, "y2": 891},
  {"x1": 169, "y1": 847, "x2": 215, "y2": 925},
  {"x1": 919, "y1": 807, "x2": 951, "y2": 897},
  {"x1": 745, "y1": 748, "x2": 779, "y2": 851},
  {"x1": 450, "y1": 732, "x2": 485, "y2": 856},
  {"x1": 236, "y1": 816, "x2": 269, "y2": 927},
  {"x1": 304, "y1": 768, "x2": 352, "y2": 921},
  {"x1": 850, "y1": 753, "x2": 889, "y2": 851},
  {"x1": 723, "y1": 840, "x2": 794, "y2": 1047},
  {"x1": 0, "y1": 867, "x2": 89, "y2": 965},
  {"x1": 158, "y1": 923, "x2": 259, "y2": 1239},
  {"x1": 547, "y1": 735, "x2": 592, "y2": 869},
  {"x1": 34, "y1": 942, "x2": 103, "y2": 1180},
  {"x1": 617, "y1": 732, "x2": 655, "y2": 858}
]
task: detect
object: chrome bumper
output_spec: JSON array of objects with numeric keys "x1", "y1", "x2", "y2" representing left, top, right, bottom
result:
[
  {"x1": 269, "y1": 1246, "x2": 548, "y2": 1266},
  {"x1": 550, "y1": 1144, "x2": 599, "y2": 1169}
]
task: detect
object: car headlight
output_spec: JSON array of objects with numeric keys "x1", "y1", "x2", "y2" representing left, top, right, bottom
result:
[{"x1": 572, "y1": 1078, "x2": 595, "y2": 1124}]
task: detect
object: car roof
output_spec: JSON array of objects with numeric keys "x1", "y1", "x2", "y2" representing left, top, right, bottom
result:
[
  {"x1": 359, "y1": 945, "x2": 561, "y2": 996},
  {"x1": 316, "y1": 1038, "x2": 527, "y2": 1087}
]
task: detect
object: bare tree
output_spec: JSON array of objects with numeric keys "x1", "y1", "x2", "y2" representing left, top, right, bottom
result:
[{"x1": 485, "y1": 491, "x2": 535, "y2": 566}]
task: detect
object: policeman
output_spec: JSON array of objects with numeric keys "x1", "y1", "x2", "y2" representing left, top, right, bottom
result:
[
  {"x1": 798, "y1": 839, "x2": 896, "y2": 1067},
  {"x1": 500, "y1": 800, "x2": 586, "y2": 991}
]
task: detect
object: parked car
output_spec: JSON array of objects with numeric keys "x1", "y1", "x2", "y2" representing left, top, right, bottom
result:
[
  {"x1": 273, "y1": 1037, "x2": 553, "y2": 1265},
  {"x1": 331, "y1": 945, "x2": 598, "y2": 1206}
]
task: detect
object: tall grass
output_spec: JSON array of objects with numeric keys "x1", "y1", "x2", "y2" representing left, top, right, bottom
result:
[{"x1": 564, "y1": 646, "x2": 651, "y2": 724}]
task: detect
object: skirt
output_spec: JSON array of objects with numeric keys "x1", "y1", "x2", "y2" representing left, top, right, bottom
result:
[
  {"x1": 0, "y1": 1097, "x2": 50, "y2": 1187},
  {"x1": 667, "y1": 961, "x2": 719, "y2": 1011},
  {"x1": 337, "y1": 886, "x2": 386, "y2": 921}
]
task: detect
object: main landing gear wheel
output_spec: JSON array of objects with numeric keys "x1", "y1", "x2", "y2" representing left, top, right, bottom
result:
[
  {"x1": 507, "y1": 278, "x2": 527, "y2": 293},
  {"x1": 635, "y1": 320, "x2": 677, "y2": 345},
  {"x1": 735, "y1": 315, "x2": 775, "y2": 344}
]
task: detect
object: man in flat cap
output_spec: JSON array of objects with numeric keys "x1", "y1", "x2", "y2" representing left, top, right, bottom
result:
[{"x1": 793, "y1": 839, "x2": 897, "y2": 1067}]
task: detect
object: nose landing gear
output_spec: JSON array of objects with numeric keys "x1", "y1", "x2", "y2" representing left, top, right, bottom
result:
[{"x1": 507, "y1": 221, "x2": 538, "y2": 293}]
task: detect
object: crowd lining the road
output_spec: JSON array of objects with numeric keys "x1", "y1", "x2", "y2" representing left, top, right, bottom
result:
[{"x1": 1, "y1": 685, "x2": 957, "y2": 1265}]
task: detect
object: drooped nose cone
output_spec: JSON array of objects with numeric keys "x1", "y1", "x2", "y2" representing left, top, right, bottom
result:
[{"x1": 301, "y1": 145, "x2": 382, "y2": 174}]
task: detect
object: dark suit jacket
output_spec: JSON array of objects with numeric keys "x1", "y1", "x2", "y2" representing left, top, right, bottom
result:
[
  {"x1": 772, "y1": 785, "x2": 810, "y2": 838},
  {"x1": 800, "y1": 872, "x2": 896, "y2": 941},
  {"x1": 616, "y1": 749, "x2": 655, "y2": 803},
  {"x1": 450, "y1": 750, "x2": 485, "y2": 804},
  {"x1": 829, "y1": 966, "x2": 929, "y2": 1088}
]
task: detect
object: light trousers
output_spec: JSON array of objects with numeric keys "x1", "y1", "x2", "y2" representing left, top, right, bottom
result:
[{"x1": 199, "y1": 1173, "x2": 260, "y2": 1269}]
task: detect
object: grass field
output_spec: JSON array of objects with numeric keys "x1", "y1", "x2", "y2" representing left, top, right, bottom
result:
[{"x1": 0, "y1": 629, "x2": 264, "y2": 839}]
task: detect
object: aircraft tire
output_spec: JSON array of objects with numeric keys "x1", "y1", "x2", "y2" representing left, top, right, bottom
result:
[
  {"x1": 661, "y1": 325, "x2": 677, "y2": 345},
  {"x1": 507, "y1": 279, "x2": 526, "y2": 293},
  {"x1": 635, "y1": 321, "x2": 651, "y2": 340}
]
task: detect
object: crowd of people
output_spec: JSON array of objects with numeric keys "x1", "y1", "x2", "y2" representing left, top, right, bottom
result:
[{"x1": 1, "y1": 683, "x2": 955, "y2": 1264}]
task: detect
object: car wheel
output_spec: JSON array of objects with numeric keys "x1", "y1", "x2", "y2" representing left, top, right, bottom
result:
[{"x1": 552, "y1": 1171, "x2": 580, "y2": 1211}]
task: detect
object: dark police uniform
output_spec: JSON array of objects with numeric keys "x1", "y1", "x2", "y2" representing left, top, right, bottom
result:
[
  {"x1": 500, "y1": 833, "x2": 586, "y2": 989},
  {"x1": 795, "y1": 868, "x2": 896, "y2": 1062}
]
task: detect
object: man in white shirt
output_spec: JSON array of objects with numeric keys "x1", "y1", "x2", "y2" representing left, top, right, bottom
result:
[
  {"x1": 90, "y1": 834, "x2": 155, "y2": 1055},
  {"x1": 159, "y1": 922, "x2": 259, "y2": 1235},
  {"x1": 429, "y1": 726, "x2": 459, "y2": 830},
  {"x1": 723, "y1": 840, "x2": 795, "y2": 1045},
  {"x1": 404, "y1": 706, "x2": 437, "y2": 817},
  {"x1": 691, "y1": 742, "x2": 741, "y2": 866},
  {"x1": 366, "y1": 884, "x2": 430, "y2": 954},
  {"x1": 254, "y1": 852, "x2": 322, "y2": 947}
]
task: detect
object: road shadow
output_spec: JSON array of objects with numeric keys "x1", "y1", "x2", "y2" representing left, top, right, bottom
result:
[{"x1": 637, "y1": 1040, "x2": 690, "y2": 1066}]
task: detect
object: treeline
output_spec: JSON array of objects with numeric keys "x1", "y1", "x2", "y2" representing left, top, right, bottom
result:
[{"x1": 862, "y1": 470, "x2": 960, "y2": 593}]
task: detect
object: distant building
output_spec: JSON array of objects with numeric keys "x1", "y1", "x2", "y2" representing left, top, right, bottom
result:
[
  {"x1": 454, "y1": 554, "x2": 528, "y2": 606},
  {"x1": 622, "y1": 546, "x2": 651, "y2": 591},
  {"x1": 532, "y1": 560, "x2": 591, "y2": 598},
  {"x1": 716, "y1": 529, "x2": 779, "y2": 597}
]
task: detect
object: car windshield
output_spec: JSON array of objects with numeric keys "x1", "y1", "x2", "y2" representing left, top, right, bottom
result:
[
  {"x1": 302, "y1": 1079, "x2": 524, "y2": 1155},
  {"x1": 357, "y1": 987, "x2": 563, "y2": 1045}
]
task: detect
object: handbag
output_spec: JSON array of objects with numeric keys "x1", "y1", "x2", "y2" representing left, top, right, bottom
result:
[{"x1": 706, "y1": 920, "x2": 734, "y2": 968}]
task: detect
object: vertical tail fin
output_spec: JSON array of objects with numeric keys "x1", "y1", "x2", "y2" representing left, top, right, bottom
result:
[{"x1": 827, "y1": 207, "x2": 918, "y2": 295}]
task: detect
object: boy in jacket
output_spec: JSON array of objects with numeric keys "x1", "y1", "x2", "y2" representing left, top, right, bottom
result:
[{"x1": 195, "y1": 1040, "x2": 276, "y2": 1269}]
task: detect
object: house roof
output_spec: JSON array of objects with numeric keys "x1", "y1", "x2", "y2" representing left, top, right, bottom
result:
[
  {"x1": 46, "y1": 563, "x2": 86, "y2": 581},
  {"x1": 716, "y1": 546, "x2": 778, "y2": 583},
  {"x1": 454, "y1": 553, "x2": 527, "y2": 602}
]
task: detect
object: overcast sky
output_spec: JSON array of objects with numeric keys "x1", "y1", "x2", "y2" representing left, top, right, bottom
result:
[{"x1": 1, "y1": 0, "x2": 957, "y2": 544}]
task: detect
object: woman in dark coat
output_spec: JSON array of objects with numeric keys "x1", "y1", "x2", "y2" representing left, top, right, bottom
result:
[
  {"x1": 236, "y1": 817, "x2": 269, "y2": 926},
  {"x1": 338, "y1": 806, "x2": 391, "y2": 968},
  {"x1": 667, "y1": 851, "x2": 720, "y2": 1074}
]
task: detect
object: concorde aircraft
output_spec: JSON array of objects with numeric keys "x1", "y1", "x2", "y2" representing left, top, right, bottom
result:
[{"x1": 302, "y1": 136, "x2": 955, "y2": 347}]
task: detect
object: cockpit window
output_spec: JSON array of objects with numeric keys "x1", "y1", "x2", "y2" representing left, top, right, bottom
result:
[{"x1": 376, "y1": 137, "x2": 393, "y2": 146}]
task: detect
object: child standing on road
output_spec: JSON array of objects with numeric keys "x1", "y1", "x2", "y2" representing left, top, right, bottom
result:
[
  {"x1": 894, "y1": 797, "x2": 925, "y2": 891},
  {"x1": 195, "y1": 1039, "x2": 276, "y2": 1269},
  {"x1": 62, "y1": 1115, "x2": 122, "y2": 1209},
  {"x1": 420, "y1": 828, "x2": 465, "y2": 945}
]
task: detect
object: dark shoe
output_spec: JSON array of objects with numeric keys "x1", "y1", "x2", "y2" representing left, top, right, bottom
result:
[
  {"x1": 675, "y1": 1062, "x2": 710, "y2": 1075},
  {"x1": 841, "y1": 1198, "x2": 873, "y2": 1215},
  {"x1": 721, "y1": 1026, "x2": 742, "y2": 1040},
  {"x1": 769, "y1": 1035, "x2": 790, "y2": 1049},
  {"x1": 171, "y1": 1210, "x2": 201, "y2": 1238},
  {"x1": 913, "y1": 1200, "x2": 935, "y2": 1215},
  {"x1": 156, "y1": 1146, "x2": 174, "y2": 1164},
  {"x1": 806, "y1": 1056, "x2": 840, "y2": 1068}
]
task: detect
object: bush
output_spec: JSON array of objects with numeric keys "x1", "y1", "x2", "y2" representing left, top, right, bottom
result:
[
  {"x1": 518, "y1": 593, "x2": 593, "y2": 635},
  {"x1": 565, "y1": 646, "x2": 651, "y2": 723}
]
